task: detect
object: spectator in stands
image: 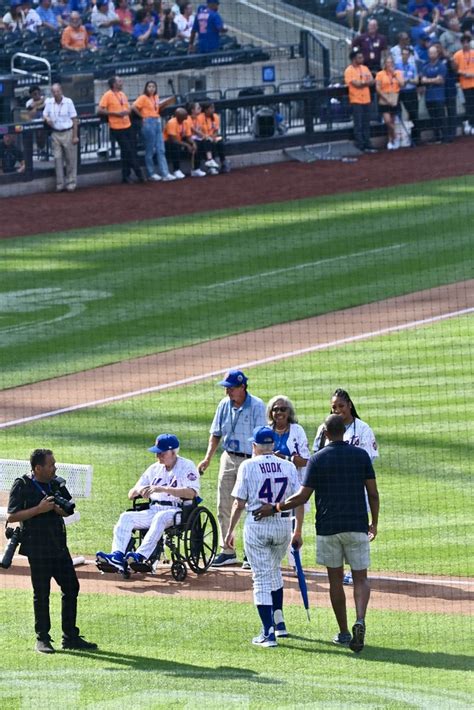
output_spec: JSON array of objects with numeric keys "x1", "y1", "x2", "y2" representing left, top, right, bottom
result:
[
  {"x1": 198, "y1": 100, "x2": 230, "y2": 172},
  {"x1": 408, "y1": 0, "x2": 440, "y2": 22},
  {"x1": 344, "y1": 48, "x2": 377, "y2": 152},
  {"x1": 141, "y1": 0, "x2": 160, "y2": 27},
  {"x1": 163, "y1": 106, "x2": 200, "y2": 178},
  {"x1": 0, "y1": 133, "x2": 25, "y2": 174},
  {"x1": 420, "y1": 44, "x2": 448, "y2": 141},
  {"x1": 61, "y1": 11, "x2": 89, "y2": 51},
  {"x1": 133, "y1": 8, "x2": 158, "y2": 41},
  {"x1": 454, "y1": 33, "x2": 474, "y2": 133},
  {"x1": 92, "y1": 0, "x2": 120, "y2": 39},
  {"x1": 26, "y1": 84, "x2": 47, "y2": 154},
  {"x1": 414, "y1": 32, "x2": 433, "y2": 67},
  {"x1": 160, "y1": 3, "x2": 178, "y2": 40},
  {"x1": 376, "y1": 55, "x2": 404, "y2": 149},
  {"x1": 460, "y1": 5, "x2": 474, "y2": 33},
  {"x1": 22, "y1": 0, "x2": 42, "y2": 33},
  {"x1": 116, "y1": 0, "x2": 134, "y2": 34},
  {"x1": 36, "y1": 0, "x2": 62, "y2": 30},
  {"x1": 53, "y1": 0, "x2": 72, "y2": 26},
  {"x1": 395, "y1": 47, "x2": 421, "y2": 143},
  {"x1": 189, "y1": 0, "x2": 227, "y2": 54},
  {"x1": 336, "y1": 0, "x2": 368, "y2": 35},
  {"x1": 43, "y1": 83, "x2": 79, "y2": 192},
  {"x1": 85, "y1": 22, "x2": 99, "y2": 50},
  {"x1": 440, "y1": 16, "x2": 462, "y2": 52},
  {"x1": 435, "y1": 0, "x2": 457, "y2": 24},
  {"x1": 390, "y1": 32, "x2": 414, "y2": 65},
  {"x1": 175, "y1": 2, "x2": 195, "y2": 40},
  {"x1": 2, "y1": 1, "x2": 25, "y2": 33},
  {"x1": 352, "y1": 19, "x2": 388, "y2": 75},
  {"x1": 132, "y1": 79, "x2": 176, "y2": 181},
  {"x1": 99, "y1": 76, "x2": 145, "y2": 184}
]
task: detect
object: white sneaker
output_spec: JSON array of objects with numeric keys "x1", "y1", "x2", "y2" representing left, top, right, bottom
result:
[
  {"x1": 387, "y1": 141, "x2": 395, "y2": 150},
  {"x1": 463, "y1": 121, "x2": 471, "y2": 135},
  {"x1": 149, "y1": 174, "x2": 161, "y2": 181},
  {"x1": 173, "y1": 170, "x2": 185, "y2": 179},
  {"x1": 209, "y1": 168, "x2": 219, "y2": 176},
  {"x1": 471, "y1": 127, "x2": 474, "y2": 136},
  {"x1": 162, "y1": 173, "x2": 177, "y2": 181},
  {"x1": 393, "y1": 139, "x2": 400, "y2": 150},
  {"x1": 205, "y1": 158, "x2": 219, "y2": 169},
  {"x1": 191, "y1": 169, "x2": 206, "y2": 177}
]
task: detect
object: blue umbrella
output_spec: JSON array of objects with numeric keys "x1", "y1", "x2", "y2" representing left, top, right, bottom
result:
[{"x1": 292, "y1": 544, "x2": 311, "y2": 621}]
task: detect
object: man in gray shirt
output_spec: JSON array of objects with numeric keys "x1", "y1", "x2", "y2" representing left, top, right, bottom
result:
[
  {"x1": 440, "y1": 17, "x2": 462, "y2": 55},
  {"x1": 198, "y1": 369, "x2": 266, "y2": 567}
]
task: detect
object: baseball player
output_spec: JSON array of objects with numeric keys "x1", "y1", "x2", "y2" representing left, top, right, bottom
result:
[
  {"x1": 96, "y1": 433, "x2": 200, "y2": 573},
  {"x1": 224, "y1": 426, "x2": 303, "y2": 647},
  {"x1": 313, "y1": 388, "x2": 379, "y2": 585}
]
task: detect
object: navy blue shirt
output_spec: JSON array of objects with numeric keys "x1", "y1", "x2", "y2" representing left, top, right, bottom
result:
[
  {"x1": 192, "y1": 5, "x2": 223, "y2": 53},
  {"x1": 421, "y1": 59, "x2": 447, "y2": 101},
  {"x1": 303, "y1": 441, "x2": 375, "y2": 536}
]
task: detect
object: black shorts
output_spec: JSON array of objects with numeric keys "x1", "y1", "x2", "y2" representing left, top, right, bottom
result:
[{"x1": 378, "y1": 103, "x2": 399, "y2": 115}]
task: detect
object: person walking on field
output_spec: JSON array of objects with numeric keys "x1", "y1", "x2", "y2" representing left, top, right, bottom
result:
[
  {"x1": 254, "y1": 414, "x2": 379, "y2": 654},
  {"x1": 42, "y1": 83, "x2": 79, "y2": 192}
]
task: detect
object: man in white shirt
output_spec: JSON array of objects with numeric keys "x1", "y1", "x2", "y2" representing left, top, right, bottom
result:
[
  {"x1": 91, "y1": 0, "x2": 119, "y2": 38},
  {"x1": 43, "y1": 83, "x2": 79, "y2": 192},
  {"x1": 174, "y1": 2, "x2": 195, "y2": 41}
]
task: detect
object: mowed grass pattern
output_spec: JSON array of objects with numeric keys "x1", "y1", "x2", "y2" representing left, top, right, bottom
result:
[
  {"x1": 2, "y1": 315, "x2": 473, "y2": 576},
  {"x1": 0, "y1": 176, "x2": 473, "y2": 388}
]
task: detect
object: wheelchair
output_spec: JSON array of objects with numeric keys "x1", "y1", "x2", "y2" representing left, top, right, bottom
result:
[{"x1": 97, "y1": 497, "x2": 218, "y2": 582}]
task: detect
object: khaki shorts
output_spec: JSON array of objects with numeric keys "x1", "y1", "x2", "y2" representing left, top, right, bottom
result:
[{"x1": 317, "y1": 532, "x2": 370, "y2": 570}]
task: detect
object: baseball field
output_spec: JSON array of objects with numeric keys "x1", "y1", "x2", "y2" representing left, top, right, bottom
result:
[{"x1": 0, "y1": 142, "x2": 473, "y2": 708}]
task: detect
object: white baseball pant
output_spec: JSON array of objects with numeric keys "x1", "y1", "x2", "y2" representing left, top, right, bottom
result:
[
  {"x1": 244, "y1": 516, "x2": 292, "y2": 605},
  {"x1": 112, "y1": 505, "x2": 179, "y2": 559}
]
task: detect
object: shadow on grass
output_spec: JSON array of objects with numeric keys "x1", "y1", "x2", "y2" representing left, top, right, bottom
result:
[
  {"x1": 282, "y1": 639, "x2": 472, "y2": 672},
  {"x1": 56, "y1": 648, "x2": 280, "y2": 684}
]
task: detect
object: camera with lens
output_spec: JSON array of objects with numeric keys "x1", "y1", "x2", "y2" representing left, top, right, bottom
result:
[
  {"x1": 1, "y1": 525, "x2": 23, "y2": 569},
  {"x1": 53, "y1": 493, "x2": 75, "y2": 516}
]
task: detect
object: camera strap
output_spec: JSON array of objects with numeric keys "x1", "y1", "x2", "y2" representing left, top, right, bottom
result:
[{"x1": 31, "y1": 476, "x2": 52, "y2": 497}]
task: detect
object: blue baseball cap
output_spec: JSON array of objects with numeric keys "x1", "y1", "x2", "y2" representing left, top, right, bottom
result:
[
  {"x1": 148, "y1": 433, "x2": 180, "y2": 453},
  {"x1": 249, "y1": 426, "x2": 276, "y2": 445},
  {"x1": 218, "y1": 369, "x2": 248, "y2": 387}
]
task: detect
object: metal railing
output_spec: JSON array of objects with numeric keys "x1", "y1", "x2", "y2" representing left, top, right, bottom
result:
[
  {"x1": 300, "y1": 29, "x2": 331, "y2": 87},
  {"x1": 11, "y1": 53, "x2": 52, "y2": 86}
]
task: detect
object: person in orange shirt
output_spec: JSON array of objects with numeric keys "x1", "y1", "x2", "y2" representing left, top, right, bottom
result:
[
  {"x1": 454, "y1": 34, "x2": 474, "y2": 134},
  {"x1": 132, "y1": 80, "x2": 176, "y2": 181},
  {"x1": 98, "y1": 76, "x2": 144, "y2": 184},
  {"x1": 376, "y1": 56, "x2": 404, "y2": 149},
  {"x1": 163, "y1": 107, "x2": 200, "y2": 179},
  {"x1": 196, "y1": 101, "x2": 230, "y2": 173},
  {"x1": 184, "y1": 101, "x2": 209, "y2": 176},
  {"x1": 61, "y1": 12, "x2": 89, "y2": 52},
  {"x1": 344, "y1": 49, "x2": 377, "y2": 153}
]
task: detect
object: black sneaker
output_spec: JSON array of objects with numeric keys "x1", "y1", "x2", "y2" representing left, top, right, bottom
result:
[
  {"x1": 62, "y1": 636, "x2": 98, "y2": 650},
  {"x1": 349, "y1": 622, "x2": 365, "y2": 653},
  {"x1": 36, "y1": 638, "x2": 55, "y2": 654}
]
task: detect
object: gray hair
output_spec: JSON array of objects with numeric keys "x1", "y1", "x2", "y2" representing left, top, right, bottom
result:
[
  {"x1": 253, "y1": 442, "x2": 274, "y2": 454},
  {"x1": 266, "y1": 394, "x2": 298, "y2": 425}
]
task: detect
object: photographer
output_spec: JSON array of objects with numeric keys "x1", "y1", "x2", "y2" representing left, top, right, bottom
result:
[{"x1": 6, "y1": 448, "x2": 97, "y2": 654}]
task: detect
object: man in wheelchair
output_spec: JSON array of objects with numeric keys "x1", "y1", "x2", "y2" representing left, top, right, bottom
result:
[{"x1": 96, "y1": 433, "x2": 200, "y2": 574}]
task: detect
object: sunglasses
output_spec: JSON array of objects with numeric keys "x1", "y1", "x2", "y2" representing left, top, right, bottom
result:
[{"x1": 272, "y1": 406, "x2": 289, "y2": 413}]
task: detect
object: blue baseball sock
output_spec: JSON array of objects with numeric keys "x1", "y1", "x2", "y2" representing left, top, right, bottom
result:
[{"x1": 257, "y1": 605, "x2": 274, "y2": 635}]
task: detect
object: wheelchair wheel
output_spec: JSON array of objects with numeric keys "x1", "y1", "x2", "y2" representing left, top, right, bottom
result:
[
  {"x1": 184, "y1": 506, "x2": 218, "y2": 574},
  {"x1": 171, "y1": 560, "x2": 187, "y2": 582}
]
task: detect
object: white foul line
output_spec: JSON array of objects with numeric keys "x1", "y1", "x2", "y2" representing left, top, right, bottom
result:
[
  {"x1": 205, "y1": 244, "x2": 405, "y2": 289},
  {"x1": 0, "y1": 306, "x2": 472, "y2": 430}
]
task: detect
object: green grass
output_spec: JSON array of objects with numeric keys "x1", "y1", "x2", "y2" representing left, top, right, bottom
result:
[
  {"x1": 0, "y1": 590, "x2": 471, "y2": 708},
  {"x1": 1, "y1": 175, "x2": 473, "y2": 388},
  {"x1": 2, "y1": 315, "x2": 473, "y2": 576}
]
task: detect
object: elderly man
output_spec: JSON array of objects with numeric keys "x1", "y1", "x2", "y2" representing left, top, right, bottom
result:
[
  {"x1": 43, "y1": 83, "x2": 79, "y2": 192},
  {"x1": 96, "y1": 434, "x2": 200, "y2": 573},
  {"x1": 99, "y1": 76, "x2": 144, "y2": 184},
  {"x1": 254, "y1": 414, "x2": 379, "y2": 654},
  {"x1": 352, "y1": 18, "x2": 388, "y2": 74},
  {"x1": 61, "y1": 12, "x2": 89, "y2": 51},
  {"x1": 198, "y1": 369, "x2": 266, "y2": 567},
  {"x1": 225, "y1": 426, "x2": 303, "y2": 647}
]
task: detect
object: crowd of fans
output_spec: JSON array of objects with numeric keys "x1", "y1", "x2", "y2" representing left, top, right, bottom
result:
[{"x1": 0, "y1": 0, "x2": 227, "y2": 54}]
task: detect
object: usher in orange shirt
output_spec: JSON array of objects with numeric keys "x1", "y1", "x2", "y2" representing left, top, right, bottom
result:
[
  {"x1": 133, "y1": 93, "x2": 160, "y2": 119},
  {"x1": 196, "y1": 112, "x2": 220, "y2": 137},
  {"x1": 99, "y1": 90, "x2": 131, "y2": 130},
  {"x1": 344, "y1": 63, "x2": 372, "y2": 104},
  {"x1": 375, "y1": 69, "x2": 403, "y2": 94},
  {"x1": 163, "y1": 117, "x2": 192, "y2": 142},
  {"x1": 453, "y1": 49, "x2": 474, "y2": 89}
]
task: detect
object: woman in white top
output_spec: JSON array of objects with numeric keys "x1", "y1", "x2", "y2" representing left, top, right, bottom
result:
[{"x1": 313, "y1": 388, "x2": 379, "y2": 585}]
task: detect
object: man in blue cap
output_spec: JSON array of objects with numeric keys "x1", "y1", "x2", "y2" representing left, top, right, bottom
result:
[
  {"x1": 189, "y1": 0, "x2": 227, "y2": 54},
  {"x1": 96, "y1": 433, "x2": 200, "y2": 573},
  {"x1": 198, "y1": 370, "x2": 266, "y2": 567}
]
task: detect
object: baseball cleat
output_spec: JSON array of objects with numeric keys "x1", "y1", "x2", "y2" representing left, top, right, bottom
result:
[
  {"x1": 211, "y1": 552, "x2": 238, "y2": 567},
  {"x1": 126, "y1": 551, "x2": 153, "y2": 573},
  {"x1": 275, "y1": 622, "x2": 289, "y2": 638},
  {"x1": 96, "y1": 551, "x2": 126, "y2": 572},
  {"x1": 332, "y1": 631, "x2": 352, "y2": 647},
  {"x1": 349, "y1": 622, "x2": 366, "y2": 653},
  {"x1": 252, "y1": 628, "x2": 277, "y2": 648},
  {"x1": 241, "y1": 560, "x2": 251, "y2": 571}
]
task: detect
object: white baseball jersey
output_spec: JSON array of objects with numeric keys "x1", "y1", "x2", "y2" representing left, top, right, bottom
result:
[
  {"x1": 313, "y1": 418, "x2": 379, "y2": 462},
  {"x1": 136, "y1": 456, "x2": 200, "y2": 506},
  {"x1": 232, "y1": 454, "x2": 302, "y2": 606}
]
